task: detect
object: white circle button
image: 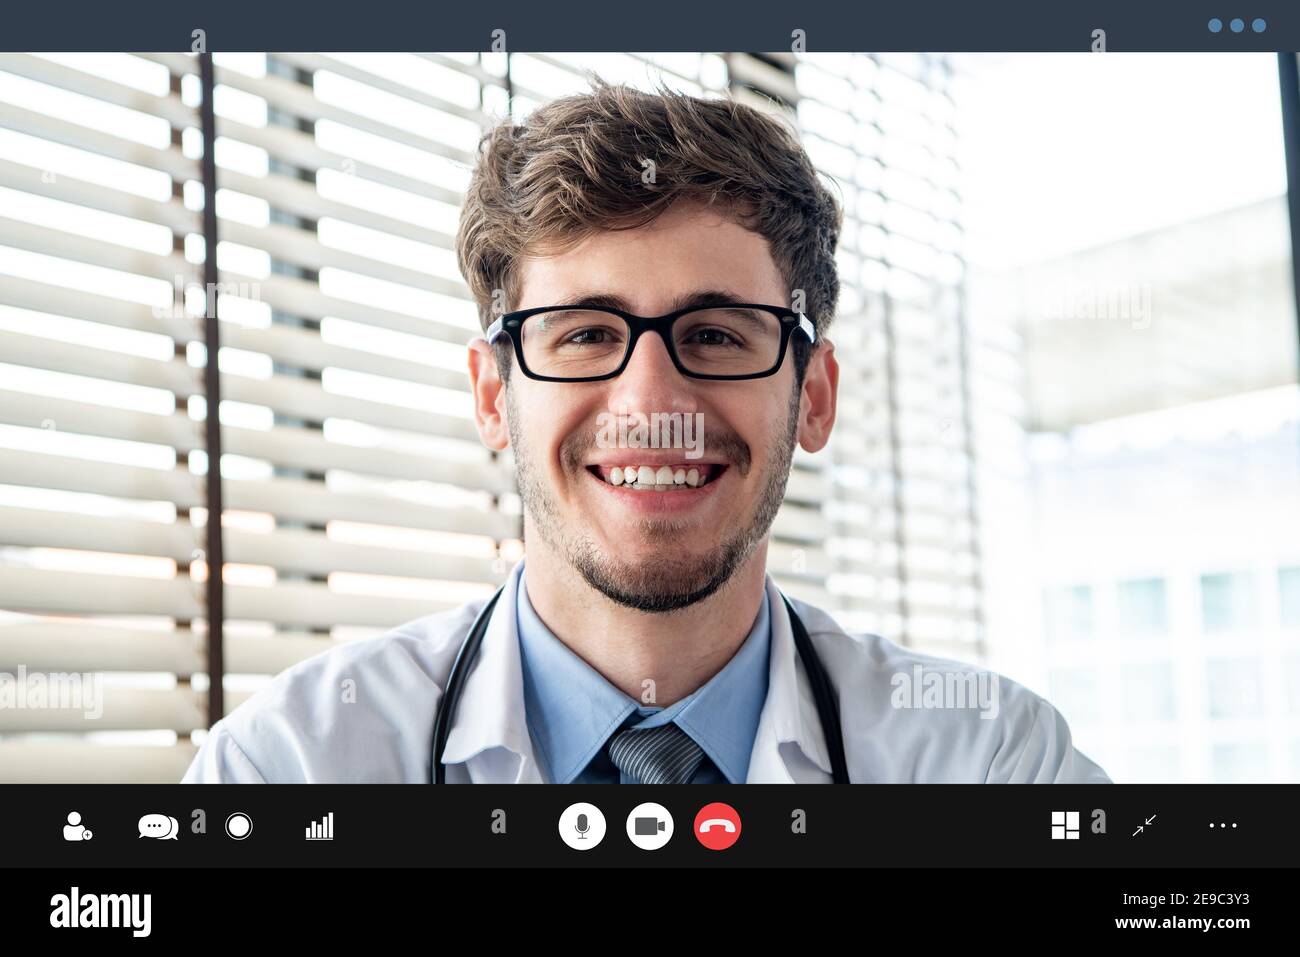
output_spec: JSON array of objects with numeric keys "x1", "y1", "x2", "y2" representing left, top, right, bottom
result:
[
  {"x1": 626, "y1": 802, "x2": 674, "y2": 850},
  {"x1": 558, "y1": 802, "x2": 606, "y2": 850}
]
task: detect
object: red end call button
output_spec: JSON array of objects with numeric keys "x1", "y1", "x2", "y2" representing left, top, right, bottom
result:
[{"x1": 694, "y1": 802, "x2": 741, "y2": 850}]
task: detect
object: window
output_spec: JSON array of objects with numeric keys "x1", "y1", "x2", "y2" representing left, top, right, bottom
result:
[
  {"x1": 1279, "y1": 566, "x2": 1300, "y2": 630},
  {"x1": 1211, "y1": 741, "x2": 1268, "y2": 783},
  {"x1": 1206, "y1": 658, "x2": 1265, "y2": 719},
  {"x1": 1122, "y1": 663, "x2": 1176, "y2": 723},
  {"x1": 1116, "y1": 577, "x2": 1168, "y2": 636},
  {"x1": 1201, "y1": 572, "x2": 1258, "y2": 634},
  {"x1": 1048, "y1": 668, "x2": 1102, "y2": 724},
  {"x1": 963, "y1": 52, "x2": 1297, "y2": 783},
  {"x1": 1044, "y1": 584, "x2": 1094, "y2": 641},
  {"x1": 1285, "y1": 652, "x2": 1300, "y2": 713},
  {"x1": 1123, "y1": 746, "x2": 1180, "y2": 784}
]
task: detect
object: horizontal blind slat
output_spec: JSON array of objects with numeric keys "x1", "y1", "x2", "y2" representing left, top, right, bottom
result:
[
  {"x1": 0, "y1": 448, "x2": 518, "y2": 539},
  {"x1": 0, "y1": 505, "x2": 503, "y2": 583},
  {"x1": 272, "y1": 52, "x2": 490, "y2": 125},
  {"x1": 212, "y1": 113, "x2": 463, "y2": 207},
  {"x1": 0, "y1": 565, "x2": 201, "y2": 618},
  {"x1": 139, "y1": 55, "x2": 478, "y2": 166},
  {"x1": 218, "y1": 167, "x2": 453, "y2": 250},
  {"x1": 0, "y1": 100, "x2": 197, "y2": 181},
  {"x1": 0, "y1": 389, "x2": 512, "y2": 491},
  {"x1": 0, "y1": 622, "x2": 346, "y2": 676},
  {"x1": 0, "y1": 215, "x2": 190, "y2": 282},
  {"x1": 218, "y1": 268, "x2": 474, "y2": 345},
  {"x1": 0, "y1": 742, "x2": 197, "y2": 783},
  {"x1": 0, "y1": 687, "x2": 209, "y2": 733},
  {"x1": 0, "y1": 623, "x2": 202, "y2": 673},
  {"x1": 0, "y1": 158, "x2": 197, "y2": 234},
  {"x1": 219, "y1": 219, "x2": 466, "y2": 299},
  {"x1": 0, "y1": 53, "x2": 195, "y2": 129},
  {"x1": 224, "y1": 579, "x2": 456, "y2": 629},
  {"x1": 0, "y1": 566, "x2": 459, "y2": 629},
  {"x1": 219, "y1": 370, "x2": 479, "y2": 442}
]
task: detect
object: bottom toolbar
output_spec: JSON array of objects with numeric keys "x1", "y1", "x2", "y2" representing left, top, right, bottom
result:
[{"x1": 3, "y1": 784, "x2": 1291, "y2": 868}]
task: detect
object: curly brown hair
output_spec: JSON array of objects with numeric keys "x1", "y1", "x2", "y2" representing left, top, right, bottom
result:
[{"x1": 455, "y1": 75, "x2": 843, "y2": 382}]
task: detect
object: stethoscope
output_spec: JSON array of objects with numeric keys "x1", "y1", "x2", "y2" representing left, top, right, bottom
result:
[{"x1": 431, "y1": 584, "x2": 851, "y2": 783}]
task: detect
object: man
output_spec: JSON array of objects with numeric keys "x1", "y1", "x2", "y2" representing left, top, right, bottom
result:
[{"x1": 183, "y1": 79, "x2": 1108, "y2": 784}]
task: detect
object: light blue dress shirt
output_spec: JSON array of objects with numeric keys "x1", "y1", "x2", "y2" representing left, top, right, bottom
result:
[{"x1": 516, "y1": 573, "x2": 770, "y2": 784}]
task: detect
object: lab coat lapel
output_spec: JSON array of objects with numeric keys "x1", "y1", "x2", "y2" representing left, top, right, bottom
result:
[
  {"x1": 745, "y1": 576, "x2": 836, "y2": 783},
  {"x1": 439, "y1": 559, "x2": 545, "y2": 783}
]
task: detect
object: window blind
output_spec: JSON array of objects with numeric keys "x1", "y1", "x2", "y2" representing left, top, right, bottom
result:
[{"x1": 0, "y1": 50, "x2": 992, "y2": 781}]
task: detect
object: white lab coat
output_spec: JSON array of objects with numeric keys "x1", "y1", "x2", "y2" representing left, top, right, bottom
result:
[{"x1": 182, "y1": 559, "x2": 1110, "y2": 784}]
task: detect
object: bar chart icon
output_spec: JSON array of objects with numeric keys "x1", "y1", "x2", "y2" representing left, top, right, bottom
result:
[{"x1": 305, "y1": 812, "x2": 334, "y2": 841}]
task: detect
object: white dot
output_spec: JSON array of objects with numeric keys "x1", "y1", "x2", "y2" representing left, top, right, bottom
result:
[{"x1": 67, "y1": 812, "x2": 81, "y2": 825}]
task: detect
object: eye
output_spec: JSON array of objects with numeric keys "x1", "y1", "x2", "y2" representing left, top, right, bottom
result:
[
  {"x1": 682, "y1": 327, "x2": 743, "y2": 347},
  {"x1": 567, "y1": 327, "x2": 612, "y2": 345}
]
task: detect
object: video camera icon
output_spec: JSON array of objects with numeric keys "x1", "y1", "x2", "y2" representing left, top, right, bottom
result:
[{"x1": 625, "y1": 803, "x2": 674, "y2": 850}]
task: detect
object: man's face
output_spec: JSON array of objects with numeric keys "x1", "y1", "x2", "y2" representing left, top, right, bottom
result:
[{"x1": 481, "y1": 202, "x2": 827, "y2": 612}]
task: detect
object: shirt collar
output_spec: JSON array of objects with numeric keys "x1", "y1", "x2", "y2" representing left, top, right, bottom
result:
[{"x1": 516, "y1": 562, "x2": 771, "y2": 784}]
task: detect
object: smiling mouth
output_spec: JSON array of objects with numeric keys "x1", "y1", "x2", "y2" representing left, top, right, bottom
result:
[{"x1": 587, "y1": 464, "x2": 727, "y2": 491}]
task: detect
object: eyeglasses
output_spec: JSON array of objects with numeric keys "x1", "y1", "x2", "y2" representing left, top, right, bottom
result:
[{"x1": 485, "y1": 303, "x2": 816, "y2": 382}]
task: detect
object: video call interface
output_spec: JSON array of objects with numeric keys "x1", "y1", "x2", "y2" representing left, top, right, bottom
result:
[{"x1": 0, "y1": 0, "x2": 1297, "y2": 938}]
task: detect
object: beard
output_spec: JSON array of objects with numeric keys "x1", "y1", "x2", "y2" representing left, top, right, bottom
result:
[{"x1": 506, "y1": 387, "x2": 801, "y2": 613}]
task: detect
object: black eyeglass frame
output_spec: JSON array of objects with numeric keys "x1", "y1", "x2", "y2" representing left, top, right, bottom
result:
[{"x1": 483, "y1": 303, "x2": 818, "y2": 382}]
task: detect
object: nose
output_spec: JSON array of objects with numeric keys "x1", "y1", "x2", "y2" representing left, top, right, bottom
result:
[{"x1": 605, "y1": 327, "x2": 699, "y2": 417}]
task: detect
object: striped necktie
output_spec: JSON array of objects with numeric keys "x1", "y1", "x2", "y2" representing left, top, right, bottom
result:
[{"x1": 607, "y1": 721, "x2": 706, "y2": 784}]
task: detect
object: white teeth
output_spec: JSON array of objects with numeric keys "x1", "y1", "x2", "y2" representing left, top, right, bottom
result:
[{"x1": 599, "y1": 465, "x2": 714, "y2": 490}]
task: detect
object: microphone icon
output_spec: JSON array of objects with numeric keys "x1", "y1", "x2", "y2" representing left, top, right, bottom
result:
[{"x1": 560, "y1": 803, "x2": 604, "y2": 849}]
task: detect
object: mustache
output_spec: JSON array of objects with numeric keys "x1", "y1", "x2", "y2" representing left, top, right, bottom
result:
[{"x1": 560, "y1": 417, "x2": 752, "y2": 474}]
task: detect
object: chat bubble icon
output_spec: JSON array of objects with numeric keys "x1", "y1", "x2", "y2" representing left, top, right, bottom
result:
[{"x1": 138, "y1": 814, "x2": 179, "y2": 840}]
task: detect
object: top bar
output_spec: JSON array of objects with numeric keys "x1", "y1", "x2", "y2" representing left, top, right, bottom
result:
[{"x1": 0, "y1": 0, "x2": 1297, "y2": 52}]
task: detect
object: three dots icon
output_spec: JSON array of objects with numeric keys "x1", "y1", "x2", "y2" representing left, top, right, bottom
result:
[{"x1": 1208, "y1": 18, "x2": 1267, "y2": 34}]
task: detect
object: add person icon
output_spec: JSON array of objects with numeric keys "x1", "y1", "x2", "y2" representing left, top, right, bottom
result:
[{"x1": 63, "y1": 811, "x2": 92, "y2": 841}]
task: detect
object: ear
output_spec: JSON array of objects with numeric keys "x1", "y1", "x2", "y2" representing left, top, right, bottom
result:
[
  {"x1": 797, "y1": 339, "x2": 838, "y2": 453},
  {"x1": 468, "y1": 338, "x2": 510, "y2": 452}
]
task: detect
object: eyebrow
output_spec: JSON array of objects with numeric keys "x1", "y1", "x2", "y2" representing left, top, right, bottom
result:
[{"x1": 553, "y1": 288, "x2": 760, "y2": 314}]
